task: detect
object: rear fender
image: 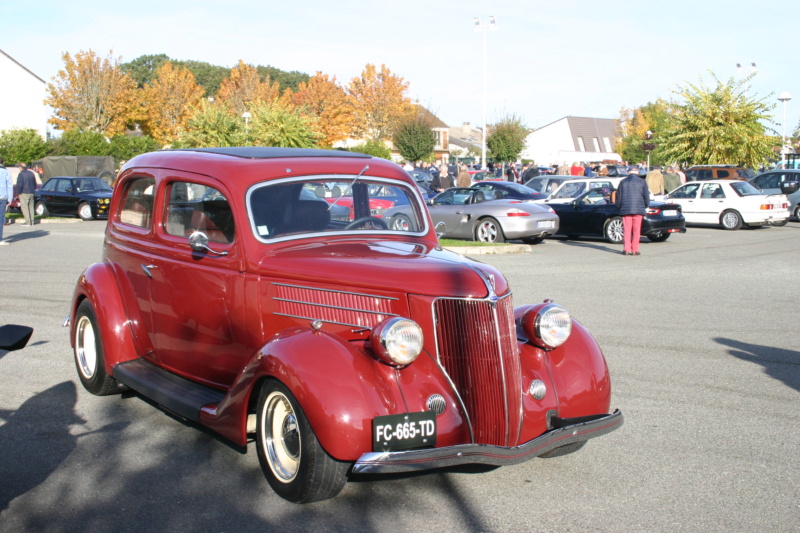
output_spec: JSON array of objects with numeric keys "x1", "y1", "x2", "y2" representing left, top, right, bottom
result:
[{"x1": 70, "y1": 262, "x2": 140, "y2": 375}]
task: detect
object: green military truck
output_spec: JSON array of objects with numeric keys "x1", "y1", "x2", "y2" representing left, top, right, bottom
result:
[{"x1": 33, "y1": 156, "x2": 116, "y2": 185}]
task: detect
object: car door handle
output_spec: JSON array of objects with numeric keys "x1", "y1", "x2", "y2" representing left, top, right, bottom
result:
[{"x1": 141, "y1": 264, "x2": 157, "y2": 278}]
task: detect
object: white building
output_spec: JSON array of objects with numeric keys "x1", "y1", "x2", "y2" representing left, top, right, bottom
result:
[
  {"x1": 0, "y1": 49, "x2": 48, "y2": 139},
  {"x1": 522, "y1": 116, "x2": 621, "y2": 166}
]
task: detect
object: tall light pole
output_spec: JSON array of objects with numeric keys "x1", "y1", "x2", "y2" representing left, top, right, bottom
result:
[
  {"x1": 736, "y1": 62, "x2": 757, "y2": 96},
  {"x1": 474, "y1": 16, "x2": 497, "y2": 169},
  {"x1": 778, "y1": 91, "x2": 792, "y2": 168}
]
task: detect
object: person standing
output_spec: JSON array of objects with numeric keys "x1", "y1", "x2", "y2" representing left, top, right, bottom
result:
[
  {"x1": 570, "y1": 162, "x2": 584, "y2": 176},
  {"x1": 662, "y1": 166, "x2": 681, "y2": 194},
  {"x1": 16, "y1": 163, "x2": 37, "y2": 226},
  {"x1": 556, "y1": 162, "x2": 570, "y2": 175},
  {"x1": 615, "y1": 167, "x2": 650, "y2": 256},
  {"x1": 645, "y1": 166, "x2": 665, "y2": 196},
  {"x1": 456, "y1": 163, "x2": 471, "y2": 187},
  {"x1": 0, "y1": 158, "x2": 13, "y2": 244}
]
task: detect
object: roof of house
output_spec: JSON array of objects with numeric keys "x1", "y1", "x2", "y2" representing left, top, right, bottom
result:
[{"x1": 0, "y1": 49, "x2": 46, "y2": 84}]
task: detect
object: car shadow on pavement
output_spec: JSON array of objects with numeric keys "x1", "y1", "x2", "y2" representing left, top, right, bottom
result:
[
  {"x1": 551, "y1": 237, "x2": 620, "y2": 254},
  {"x1": 715, "y1": 337, "x2": 799, "y2": 393}
]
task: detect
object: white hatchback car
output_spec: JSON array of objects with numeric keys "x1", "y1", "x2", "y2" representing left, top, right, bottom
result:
[{"x1": 664, "y1": 180, "x2": 789, "y2": 230}]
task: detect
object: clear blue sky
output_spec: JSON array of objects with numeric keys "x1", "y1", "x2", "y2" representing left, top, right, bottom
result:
[{"x1": 3, "y1": 0, "x2": 798, "y2": 135}]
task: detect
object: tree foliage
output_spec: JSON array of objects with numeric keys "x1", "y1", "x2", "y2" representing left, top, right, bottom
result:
[
  {"x1": 292, "y1": 72, "x2": 354, "y2": 147},
  {"x1": 108, "y1": 134, "x2": 161, "y2": 161},
  {"x1": 615, "y1": 100, "x2": 672, "y2": 165},
  {"x1": 393, "y1": 116, "x2": 436, "y2": 163},
  {"x1": 486, "y1": 114, "x2": 529, "y2": 163},
  {"x1": 0, "y1": 129, "x2": 50, "y2": 165},
  {"x1": 659, "y1": 73, "x2": 776, "y2": 167},
  {"x1": 46, "y1": 50, "x2": 140, "y2": 136},
  {"x1": 216, "y1": 60, "x2": 282, "y2": 115},
  {"x1": 48, "y1": 130, "x2": 111, "y2": 156},
  {"x1": 140, "y1": 62, "x2": 205, "y2": 145},
  {"x1": 349, "y1": 139, "x2": 392, "y2": 160},
  {"x1": 348, "y1": 64, "x2": 414, "y2": 141},
  {"x1": 246, "y1": 101, "x2": 320, "y2": 148},
  {"x1": 172, "y1": 101, "x2": 245, "y2": 148}
]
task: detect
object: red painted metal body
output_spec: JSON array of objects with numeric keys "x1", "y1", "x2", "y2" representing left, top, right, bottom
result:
[{"x1": 70, "y1": 148, "x2": 615, "y2": 466}]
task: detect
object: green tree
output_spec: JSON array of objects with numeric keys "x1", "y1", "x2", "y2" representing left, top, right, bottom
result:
[
  {"x1": 108, "y1": 135, "x2": 160, "y2": 160},
  {"x1": 0, "y1": 129, "x2": 49, "y2": 165},
  {"x1": 172, "y1": 101, "x2": 245, "y2": 148},
  {"x1": 247, "y1": 101, "x2": 320, "y2": 148},
  {"x1": 659, "y1": 72, "x2": 775, "y2": 167},
  {"x1": 486, "y1": 114, "x2": 529, "y2": 164},
  {"x1": 615, "y1": 100, "x2": 672, "y2": 165},
  {"x1": 121, "y1": 53, "x2": 171, "y2": 87},
  {"x1": 349, "y1": 139, "x2": 392, "y2": 160},
  {"x1": 393, "y1": 117, "x2": 436, "y2": 163},
  {"x1": 48, "y1": 130, "x2": 111, "y2": 156}
]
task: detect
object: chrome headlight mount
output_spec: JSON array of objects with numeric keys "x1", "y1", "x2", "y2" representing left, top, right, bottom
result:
[
  {"x1": 370, "y1": 317, "x2": 424, "y2": 366},
  {"x1": 521, "y1": 302, "x2": 572, "y2": 350}
]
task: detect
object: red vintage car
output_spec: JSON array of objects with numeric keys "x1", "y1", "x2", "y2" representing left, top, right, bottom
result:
[{"x1": 69, "y1": 147, "x2": 622, "y2": 503}]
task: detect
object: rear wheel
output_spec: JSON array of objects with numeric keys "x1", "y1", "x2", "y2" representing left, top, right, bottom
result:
[
  {"x1": 522, "y1": 236, "x2": 545, "y2": 245},
  {"x1": 35, "y1": 201, "x2": 49, "y2": 217},
  {"x1": 720, "y1": 210, "x2": 742, "y2": 230},
  {"x1": 475, "y1": 217, "x2": 505, "y2": 243},
  {"x1": 256, "y1": 380, "x2": 349, "y2": 503},
  {"x1": 73, "y1": 299, "x2": 117, "y2": 395},
  {"x1": 647, "y1": 231, "x2": 671, "y2": 242},
  {"x1": 794, "y1": 205, "x2": 800, "y2": 221},
  {"x1": 604, "y1": 216, "x2": 624, "y2": 244},
  {"x1": 78, "y1": 202, "x2": 94, "y2": 221}
]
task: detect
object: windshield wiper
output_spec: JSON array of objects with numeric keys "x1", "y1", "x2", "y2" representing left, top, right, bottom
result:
[{"x1": 328, "y1": 165, "x2": 369, "y2": 212}]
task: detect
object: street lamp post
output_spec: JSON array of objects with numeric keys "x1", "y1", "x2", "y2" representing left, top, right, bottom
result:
[
  {"x1": 474, "y1": 16, "x2": 497, "y2": 170},
  {"x1": 242, "y1": 111, "x2": 252, "y2": 137},
  {"x1": 778, "y1": 91, "x2": 792, "y2": 168},
  {"x1": 643, "y1": 130, "x2": 654, "y2": 171},
  {"x1": 736, "y1": 62, "x2": 757, "y2": 96}
]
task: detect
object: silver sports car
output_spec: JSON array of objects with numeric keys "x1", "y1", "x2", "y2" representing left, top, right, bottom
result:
[{"x1": 384, "y1": 187, "x2": 559, "y2": 244}]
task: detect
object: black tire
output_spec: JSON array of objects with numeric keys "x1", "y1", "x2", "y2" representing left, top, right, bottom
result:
[
  {"x1": 35, "y1": 201, "x2": 49, "y2": 218},
  {"x1": 647, "y1": 231, "x2": 671, "y2": 242},
  {"x1": 256, "y1": 380, "x2": 349, "y2": 503},
  {"x1": 794, "y1": 205, "x2": 800, "y2": 221},
  {"x1": 78, "y1": 202, "x2": 94, "y2": 221},
  {"x1": 720, "y1": 210, "x2": 742, "y2": 230},
  {"x1": 73, "y1": 299, "x2": 118, "y2": 396},
  {"x1": 604, "y1": 216, "x2": 624, "y2": 244},
  {"x1": 475, "y1": 217, "x2": 505, "y2": 243},
  {"x1": 539, "y1": 441, "x2": 587, "y2": 458},
  {"x1": 522, "y1": 236, "x2": 545, "y2": 245},
  {"x1": 770, "y1": 219, "x2": 788, "y2": 227},
  {"x1": 391, "y1": 214, "x2": 413, "y2": 232},
  {"x1": 98, "y1": 170, "x2": 115, "y2": 186}
]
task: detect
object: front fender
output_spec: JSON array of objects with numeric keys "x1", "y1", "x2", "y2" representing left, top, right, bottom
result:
[{"x1": 70, "y1": 262, "x2": 140, "y2": 374}]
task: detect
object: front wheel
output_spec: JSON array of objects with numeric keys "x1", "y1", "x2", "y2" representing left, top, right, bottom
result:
[
  {"x1": 647, "y1": 232, "x2": 671, "y2": 242},
  {"x1": 604, "y1": 216, "x2": 624, "y2": 244},
  {"x1": 256, "y1": 380, "x2": 349, "y2": 503},
  {"x1": 720, "y1": 210, "x2": 742, "y2": 230},
  {"x1": 78, "y1": 202, "x2": 94, "y2": 221},
  {"x1": 475, "y1": 217, "x2": 505, "y2": 243},
  {"x1": 73, "y1": 299, "x2": 118, "y2": 395},
  {"x1": 35, "y1": 201, "x2": 49, "y2": 218}
]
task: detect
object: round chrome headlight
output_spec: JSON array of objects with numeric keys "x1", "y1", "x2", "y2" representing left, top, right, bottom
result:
[
  {"x1": 522, "y1": 303, "x2": 572, "y2": 349},
  {"x1": 370, "y1": 317, "x2": 424, "y2": 366}
]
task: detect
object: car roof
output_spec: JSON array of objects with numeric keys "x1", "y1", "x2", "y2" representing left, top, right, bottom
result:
[{"x1": 169, "y1": 146, "x2": 371, "y2": 160}]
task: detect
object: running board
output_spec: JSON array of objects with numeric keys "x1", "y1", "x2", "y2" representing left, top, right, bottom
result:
[{"x1": 114, "y1": 359, "x2": 226, "y2": 422}]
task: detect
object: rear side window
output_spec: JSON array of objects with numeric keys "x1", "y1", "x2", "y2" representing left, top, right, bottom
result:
[{"x1": 119, "y1": 177, "x2": 155, "y2": 228}]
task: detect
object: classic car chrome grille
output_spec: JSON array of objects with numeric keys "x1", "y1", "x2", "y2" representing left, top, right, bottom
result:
[
  {"x1": 272, "y1": 283, "x2": 397, "y2": 328},
  {"x1": 433, "y1": 295, "x2": 521, "y2": 446}
]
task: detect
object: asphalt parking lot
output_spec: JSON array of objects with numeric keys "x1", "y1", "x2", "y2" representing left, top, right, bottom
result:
[{"x1": 0, "y1": 220, "x2": 798, "y2": 532}]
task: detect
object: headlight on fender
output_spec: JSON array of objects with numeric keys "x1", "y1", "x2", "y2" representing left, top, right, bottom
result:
[
  {"x1": 370, "y1": 317, "x2": 424, "y2": 366},
  {"x1": 521, "y1": 302, "x2": 572, "y2": 349}
]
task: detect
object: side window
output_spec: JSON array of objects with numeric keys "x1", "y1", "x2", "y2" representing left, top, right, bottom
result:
[
  {"x1": 165, "y1": 182, "x2": 235, "y2": 244},
  {"x1": 56, "y1": 180, "x2": 71, "y2": 193},
  {"x1": 41, "y1": 180, "x2": 56, "y2": 192},
  {"x1": 698, "y1": 169, "x2": 712, "y2": 180},
  {"x1": 119, "y1": 177, "x2": 156, "y2": 228},
  {"x1": 701, "y1": 184, "x2": 725, "y2": 198},
  {"x1": 717, "y1": 170, "x2": 730, "y2": 179}
]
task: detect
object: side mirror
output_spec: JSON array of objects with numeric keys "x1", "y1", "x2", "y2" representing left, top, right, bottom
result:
[
  {"x1": 780, "y1": 181, "x2": 799, "y2": 195},
  {"x1": 188, "y1": 231, "x2": 228, "y2": 256}
]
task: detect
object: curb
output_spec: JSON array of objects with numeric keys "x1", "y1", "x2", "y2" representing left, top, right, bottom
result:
[{"x1": 443, "y1": 244, "x2": 536, "y2": 255}]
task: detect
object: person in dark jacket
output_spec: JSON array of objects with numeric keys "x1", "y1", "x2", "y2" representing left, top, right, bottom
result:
[
  {"x1": 16, "y1": 163, "x2": 37, "y2": 226},
  {"x1": 614, "y1": 167, "x2": 650, "y2": 255}
]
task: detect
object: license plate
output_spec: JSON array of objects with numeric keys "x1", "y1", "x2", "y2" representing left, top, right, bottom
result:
[
  {"x1": 373, "y1": 412, "x2": 437, "y2": 452},
  {"x1": 662, "y1": 210, "x2": 678, "y2": 217},
  {"x1": 537, "y1": 220, "x2": 555, "y2": 228}
]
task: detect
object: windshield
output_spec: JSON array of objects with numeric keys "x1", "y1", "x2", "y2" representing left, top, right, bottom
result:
[
  {"x1": 247, "y1": 176, "x2": 426, "y2": 241},
  {"x1": 76, "y1": 178, "x2": 113, "y2": 192}
]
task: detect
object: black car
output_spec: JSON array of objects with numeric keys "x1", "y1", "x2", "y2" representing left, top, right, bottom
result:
[
  {"x1": 548, "y1": 188, "x2": 686, "y2": 244},
  {"x1": 471, "y1": 181, "x2": 548, "y2": 201},
  {"x1": 34, "y1": 177, "x2": 113, "y2": 220}
]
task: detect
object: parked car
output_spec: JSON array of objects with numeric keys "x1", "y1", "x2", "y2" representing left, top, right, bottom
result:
[
  {"x1": 34, "y1": 176, "x2": 113, "y2": 220},
  {"x1": 523, "y1": 175, "x2": 572, "y2": 195},
  {"x1": 604, "y1": 165, "x2": 629, "y2": 178},
  {"x1": 748, "y1": 170, "x2": 800, "y2": 222},
  {"x1": 69, "y1": 147, "x2": 621, "y2": 503},
  {"x1": 544, "y1": 177, "x2": 622, "y2": 204},
  {"x1": 406, "y1": 169, "x2": 432, "y2": 185},
  {"x1": 387, "y1": 186, "x2": 559, "y2": 244},
  {"x1": 471, "y1": 180, "x2": 548, "y2": 201},
  {"x1": 468, "y1": 170, "x2": 502, "y2": 182},
  {"x1": 683, "y1": 165, "x2": 756, "y2": 182},
  {"x1": 548, "y1": 187, "x2": 686, "y2": 244},
  {"x1": 665, "y1": 179, "x2": 790, "y2": 230}
]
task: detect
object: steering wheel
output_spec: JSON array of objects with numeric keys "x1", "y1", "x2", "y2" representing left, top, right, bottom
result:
[{"x1": 344, "y1": 216, "x2": 388, "y2": 230}]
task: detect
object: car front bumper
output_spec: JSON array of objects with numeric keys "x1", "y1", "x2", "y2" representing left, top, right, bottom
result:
[{"x1": 352, "y1": 409, "x2": 623, "y2": 474}]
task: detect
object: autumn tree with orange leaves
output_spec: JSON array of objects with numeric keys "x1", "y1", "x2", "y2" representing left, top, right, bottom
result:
[
  {"x1": 140, "y1": 62, "x2": 206, "y2": 145},
  {"x1": 45, "y1": 50, "x2": 140, "y2": 137},
  {"x1": 216, "y1": 60, "x2": 285, "y2": 115},
  {"x1": 347, "y1": 64, "x2": 414, "y2": 142},
  {"x1": 292, "y1": 72, "x2": 354, "y2": 147}
]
